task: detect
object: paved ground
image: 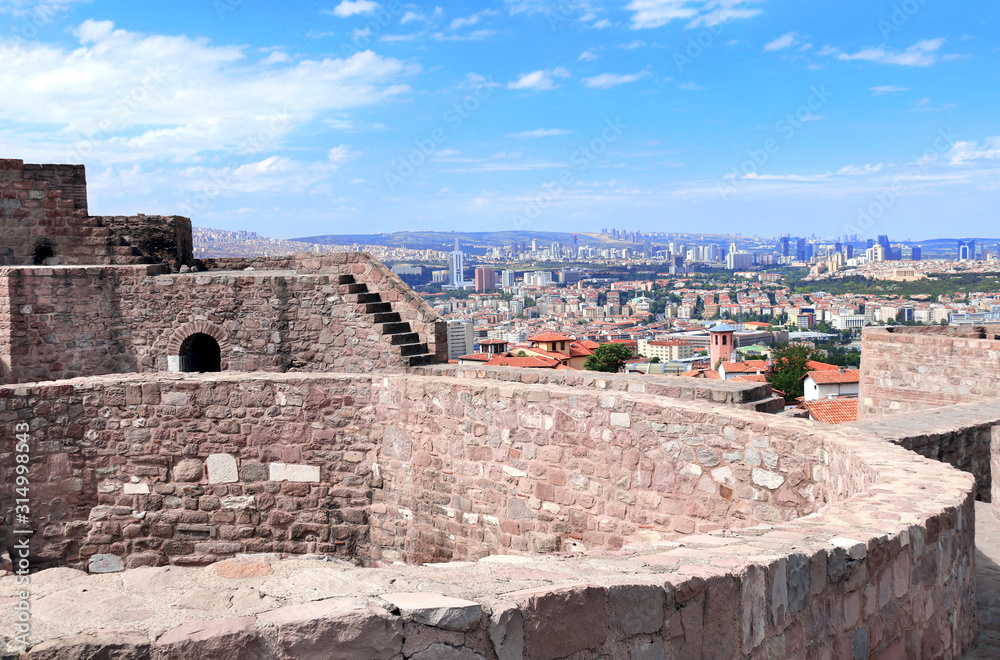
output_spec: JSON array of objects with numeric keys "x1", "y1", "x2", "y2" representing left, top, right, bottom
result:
[{"x1": 965, "y1": 501, "x2": 1000, "y2": 658}]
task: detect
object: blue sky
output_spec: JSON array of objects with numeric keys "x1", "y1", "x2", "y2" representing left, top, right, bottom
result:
[{"x1": 1, "y1": 0, "x2": 997, "y2": 241}]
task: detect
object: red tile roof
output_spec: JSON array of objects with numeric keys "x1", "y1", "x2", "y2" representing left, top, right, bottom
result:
[
  {"x1": 721, "y1": 360, "x2": 771, "y2": 373},
  {"x1": 483, "y1": 355, "x2": 561, "y2": 369},
  {"x1": 805, "y1": 398, "x2": 859, "y2": 424},
  {"x1": 527, "y1": 332, "x2": 573, "y2": 342},
  {"x1": 805, "y1": 360, "x2": 840, "y2": 372},
  {"x1": 731, "y1": 374, "x2": 769, "y2": 383},
  {"x1": 803, "y1": 369, "x2": 860, "y2": 384},
  {"x1": 457, "y1": 353, "x2": 492, "y2": 362}
]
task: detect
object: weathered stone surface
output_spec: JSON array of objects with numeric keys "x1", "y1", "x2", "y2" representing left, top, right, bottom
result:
[
  {"x1": 206, "y1": 454, "x2": 238, "y2": 484},
  {"x1": 787, "y1": 553, "x2": 810, "y2": 614},
  {"x1": 257, "y1": 598, "x2": 402, "y2": 660},
  {"x1": 609, "y1": 583, "x2": 664, "y2": 636},
  {"x1": 409, "y1": 643, "x2": 484, "y2": 660},
  {"x1": 89, "y1": 554, "x2": 124, "y2": 574},
  {"x1": 269, "y1": 462, "x2": 320, "y2": 483},
  {"x1": 488, "y1": 603, "x2": 524, "y2": 660},
  {"x1": 155, "y1": 616, "x2": 262, "y2": 660},
  {"x1": 511, "y1": 585, "x2": 607, "y2": 659},
  {"x1": 214, "y1": 560, "x2": 273, "y2": 579},
  {"x1": 173, "y1": 458, "x2": 204, "y2": 482},
  {"x1": 25, "y1": 631, "x2": 150, "y2": 659},
  {"x1": 751, "y1": 468, "x2": 785, "y2": 490},
  {"x1": 740, "y1": 565, "x2": 766, "y2": 653},
  {"x1": 631, "y1": 641, "x2": 667, "y2": 660},
  {"x1": 383, "y1": 425, "x2": 412, "y2": 460},
  {"x1": 381, "y1": 592, "x2": 482, "y2": 631}
]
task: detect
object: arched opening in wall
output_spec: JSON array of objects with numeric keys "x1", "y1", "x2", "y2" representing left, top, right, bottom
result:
[
  {"x1": 33, "y1": 240, "x2": 54, "y2": 265},
  {"x1": 179, "y1": 333, "x2": 221, "y2": 373}
]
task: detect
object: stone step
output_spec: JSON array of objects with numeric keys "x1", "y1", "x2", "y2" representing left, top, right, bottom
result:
[
  {"x1": 389, "y1": 332, "x2": 420, "y2": 345},
  {"x1": 366, "y1": 302, "x2": 393, "y2": 315},
  {"x1": 380, "y1": 321, "x2": 411, "y2": 335},
  {"x1": 374, "y1": 312, "x2": 402, "y2": 324},
  {"x1": 406, "y1": 353, "x2": 438, "y2": 367},
  {"x1": 337, "y1": 274, "x2": 355, "y2": 285},
  {"x1": 346, "y1": 283, "x2": 368, "y2": 294},
  {"x1": 397, "y1": 342, "x2": 428, "y2": 357},
  {"x1": 356, "y1": 292, "x2": 382, "y2": 304}
]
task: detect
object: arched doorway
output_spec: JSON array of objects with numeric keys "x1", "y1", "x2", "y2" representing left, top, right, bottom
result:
[{"x1": 179, "y1": 333, "x2": 221, "y2": 373}]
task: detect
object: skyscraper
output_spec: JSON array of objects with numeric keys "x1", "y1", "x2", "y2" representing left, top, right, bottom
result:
[
  {"x1": 474, "y1": 267, "x2": 497, "y2": 292},
  {"x1": 450, "y1": 238, "x2": 465, "y2": 287},
  {"x1": 780, "y1": 236, "x2": 790, "y2": 257},
  {"x1": 796, "y1": 238, "x2": 806, "y2": 261},
  {"x1": 958, "y1": 239, "x2": 976, "y2": 261}
]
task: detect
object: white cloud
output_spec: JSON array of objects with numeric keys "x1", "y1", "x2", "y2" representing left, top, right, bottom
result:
[
  {"x1": 400, "y1": 11, "x2": 424, "y2": 24},
  {"x1": 578, "y1": 50, "x2": 598, "y2": 61},
  {"x1": 591, "y1": 19, "x2": 612, "y2": 28},
  {"x1": 584, "y1": 71, "x2": 647, "y2": 89},
  {"x1": 0, "y1": 20, "x2": 416, "y2": 164},
  {"x1": 832, "y1": 39, "x2": 946, "y2": 67},
  {"x1": 451, "y1": 14, "x2": 480, "y2": 29},
  {"x1": 327, "y1": 145, "x2": 361, "y2": 167},
  {"x1": 329, "y1": 0, "x2": 380, "y2": 18},
  {"x1": 507, "y1": 67, "x2": 570, "y2": 91},
  {"x1": 505, "y1": 128, "x2": 572, "y2": 138},
  {"x1": 678, "y1": 82, "x2": 706, "y2": 91},
  {"x1": 0, "y1": 0, "x2": 85, "y2": 16},
  {"x1": 620, "y1": 39, "x2": 646, "y2": 50},
  {"x1": 764, "y1": 32, "x2": 798, "y2": 51},
  {"x1": 871, "y1": 85, "x2": 909, "y2": 95},
  {"x1": 626, "y1": 0, "x2": 763, "y2": 30},
  {"x1": 947, "y1": 137, "x2": 1000, "y2": 165}
]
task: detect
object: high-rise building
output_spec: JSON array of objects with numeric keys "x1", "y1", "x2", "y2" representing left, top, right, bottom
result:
[
  {"x1": 796, "y1": 238, "x2": 806, "y2": 261},
  {"x1": 780, "y1": 236, "x2": 790, "y2": 257},
  {"x1": 531, "y1": 238, "x2": 538, "y2": 252},
  {"x1": 958, "y1": 239, "x2": 976, "y2": 261},
  {"x1": 911, "y1": 246, "x2": 922, "y2": 261},
  {"x1": 450, "y1": 239, "x2": 465, "y2": 287},
  {"x1": 474, "y1": 267, "x2": 497, "y2": 292},
  {"x1": 446, "y1": 320, "x2": 474, "y2": 359},
  {"x1": 501, "y1": 269, "x2": 515, "y2": 287}
]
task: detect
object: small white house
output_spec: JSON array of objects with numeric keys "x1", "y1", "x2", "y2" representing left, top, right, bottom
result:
[{"x1": 802, "y1": 369, "x2": 860, "y2": 402}]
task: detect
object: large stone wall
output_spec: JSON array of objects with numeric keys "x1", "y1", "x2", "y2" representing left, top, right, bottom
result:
[
  {"x1": 0, "y1": 253, "x2": 445, "y2": 384},
  {"x1": 859, "y1": 325, "x2": 1000, "y2": 418},
  {"x1": 0, "y1": 160, "x2": 193, "y2": 269},
  {"x1": 371, "y1": 374, "x2": 841, "y2": 565},
  {"x1": 0, "y1": 374, "x2": 380, "y2": 569},
  {"x1": 849, "y1": 400, "x2": 1000, "y2": 502},
  {"x1": 0, "y1": 370, "x2": 978, "y2": 658}
]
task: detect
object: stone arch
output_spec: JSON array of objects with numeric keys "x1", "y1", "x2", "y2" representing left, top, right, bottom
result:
[{"x1": 166, "y1": 322, "x2": 231, "y2": 372}]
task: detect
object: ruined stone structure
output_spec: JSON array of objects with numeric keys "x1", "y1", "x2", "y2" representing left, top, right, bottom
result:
[{"x1": 0, "y1": 163, "x2": 993, "y2": 657}]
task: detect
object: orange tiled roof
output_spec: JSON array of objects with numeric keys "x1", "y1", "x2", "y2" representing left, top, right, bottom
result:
[
  {"x1": 457, "y1": 353, "x2": 492, "y2": 362},
  {"x1": 527, "y1": 332, "x2": 573, "y2": 342},
  {"x1": 721, "y1": 360, "x2": 771, "y2": 373},
  {"x1": 805, "y1": 360, "x2": 840, "y2": 371},
  {"x1": 483, "y1": 355, "x2": 561, "y2": 369},
  {"x1": 805, "y1": 398, "x2": 859, "y2": 424},
  {"x1": 731, "y1": 374, "x2": 769, "y2": 383},
  {"x1": 803, "y1": 369, "x2": 860, "y2": 384}
]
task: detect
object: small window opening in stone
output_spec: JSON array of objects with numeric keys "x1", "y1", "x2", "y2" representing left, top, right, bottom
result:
[
  {"x1": 33, "y1": 240, "x2": 54, "y2": 265},
  {"x1": 179, "y1": 333, "x2": 221, "y2": 373}
]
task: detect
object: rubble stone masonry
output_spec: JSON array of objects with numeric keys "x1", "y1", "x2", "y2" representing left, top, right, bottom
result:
[{"x1": 0, "y1": 369, "x2": 978, "y2": 658}]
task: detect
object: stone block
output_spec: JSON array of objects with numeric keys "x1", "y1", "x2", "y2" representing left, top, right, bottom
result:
[
  {"x1": 409, "y1": 644, "x2": 484, "y2": 660},
  {"x1": 257, "y1": 598, "x2": 403, "y2": 660},
  {"x1": 173, "y1": 458, "x2": 204, "y2": 483},
  {"x1": 787, "y1": 553, "x2": 810, "y2": 614},
  {"x1": 154, "y1": 616, "x2": 262, "y2": 660},
  {"x1": 488, "y1": 602, "x2": 524, "y2": 660},
  {"x1": 88, "y1": 554, "x2": 124, "y2": 574},
  {"x1": 631, "y1": 642, "x2": 667, "y2": 660},
  {"x1": 269, "y1": 462, "x2": 321, "y2": 483},
  {"x1": 381, "y1": 592, "x2": 483, "y2": 631},
  {"x1": 609, "y1": 583, "x2": 664, "y2": 636},
  {"x1": 383, "y1": 425, "x2": 412, "y2": 460},
  {"x1": 511, "y1": 585, "x2": 607, "y2": 659},
  {"x1": 24, "y1": 631, "x2": 150, "y2": 660},
  {"x1": 207, "y1": 454, "x2": 238, "y2": 484},
  {"x1": 740, "y1": 565, "x2": 766, "y2": 654},
  {"x1": 240, "y1": 462, "x2": 269, "y2": 482}
]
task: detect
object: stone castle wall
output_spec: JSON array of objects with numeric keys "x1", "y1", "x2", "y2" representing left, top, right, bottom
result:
[
  {"x1": 0, "y1": 374, "x2": 380, "y2": 569},
  {"x1": 1, "y1": 159, "x2": 193, "y2": 269},
  {"x1": 0, "y1": 253, "x2": 445, "y2": 384},
  {"x1": 0, "y1": 370, "x2": 978, "y2": 658},
  {"x1": 859, "y1": 325, "x2": 1000, "y2": 418},
  {"x1": 370, "y1": 374, "x2": 844, "y2": 565}
]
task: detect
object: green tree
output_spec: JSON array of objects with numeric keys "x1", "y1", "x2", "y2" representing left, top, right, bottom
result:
[
  {"x1": 767, "y1": 343, "x2": 824, "y2": 401},
  {"x1": 649, "y1": 356, "x2": 661, "y2": 363},
  {"x1": 584, "y1": 343, "x2": 633, "y2": 373}
]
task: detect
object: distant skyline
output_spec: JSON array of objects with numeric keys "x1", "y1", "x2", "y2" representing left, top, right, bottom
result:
[{"x1": 1, "y1": 0, "x2": 998, "y2": 240}]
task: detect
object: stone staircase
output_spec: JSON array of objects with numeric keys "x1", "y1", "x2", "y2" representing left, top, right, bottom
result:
[{"x1": 339, "y1": 274, "x2": 437, "y2": 367}]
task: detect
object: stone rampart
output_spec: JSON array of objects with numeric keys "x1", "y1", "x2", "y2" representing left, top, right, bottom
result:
[
  {"x1": 0, "y1": 370, "x2": 978, "y2": 658},
  {"x1": 859, "y1": 325, "x2": 1000, "y2": 418},
  {"x1": 0, "y1": 252, "x2": 445, "y2": 384}
]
